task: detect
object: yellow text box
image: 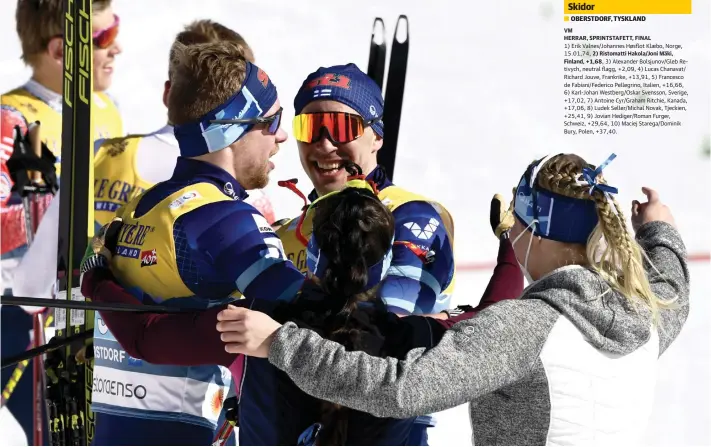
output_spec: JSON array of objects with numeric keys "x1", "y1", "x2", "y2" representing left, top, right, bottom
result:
[{"x1": 563, "y1": 0, "x2": 692, "y2": 14}]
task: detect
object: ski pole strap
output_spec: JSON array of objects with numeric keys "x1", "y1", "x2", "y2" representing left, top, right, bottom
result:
[
  {"x1": 2, "y1": 329, "x2": 92, "y2": 370},
  {"x1": 80, "y1": 253, "x2": 109, "y2": 274}
]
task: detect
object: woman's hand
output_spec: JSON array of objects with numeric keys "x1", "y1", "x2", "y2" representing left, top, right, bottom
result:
[
  {"x1": 631, "y1": 187, "x2": 676, "y2": 232},
  {"x1": 216, "y1": 305, "x2": 282, "y2": 358}
]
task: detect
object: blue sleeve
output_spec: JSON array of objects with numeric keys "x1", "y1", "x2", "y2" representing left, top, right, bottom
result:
[
  {"x1": 178, "y1": 200, "x2": 305, "y2": 302},
  {"x1": 380, "y1": 201, "x2": 455, "y2": 315}
]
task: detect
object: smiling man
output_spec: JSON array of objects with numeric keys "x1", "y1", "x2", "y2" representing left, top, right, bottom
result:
[
  {"x1": 275, "y1": 63, "x2": 457, "y2": 445},
  {"x1": 1, "y1": 0, "x2": 123, "y2": 293},
  {"x1": 280, "y1": 63, "x2": 456, "y2": 318},
  {"x1": 0, "y1": 1, "x2": 123, "y2": 443}
]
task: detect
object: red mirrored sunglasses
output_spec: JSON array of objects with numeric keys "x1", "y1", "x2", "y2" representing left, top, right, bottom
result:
[{"x1": 93, "y1": 14, "x2": 120, "y2": 49}]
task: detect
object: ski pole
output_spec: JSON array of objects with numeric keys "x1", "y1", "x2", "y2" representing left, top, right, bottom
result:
[
  {"x1": 32, "y1": 312, "x2": 48, "y2": 446},
  {"x1": 212, "y1": 421, "x2": 236, "y2": 446},
  {"x1": 0, "y1": 295, "x2": 196, "y2": 314},
  {"x1": 1, "y1": 329, "x2": 93, "y2": 370},
  {"x1": 212, "y1": 397, "x2": 239, "y2": 446}
]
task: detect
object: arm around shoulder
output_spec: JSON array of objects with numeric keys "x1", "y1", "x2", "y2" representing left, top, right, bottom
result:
[
  {"x1": 267, "y1": 299, "x2": 558, "y2": 419},
  {"x1": 82, "y1": 268, "x2": 239, "y2": 367}
]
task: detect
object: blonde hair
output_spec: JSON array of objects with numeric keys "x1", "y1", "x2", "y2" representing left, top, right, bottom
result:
[
  {"x1": 167, "y1": 40, "x2": 250, "y2": 125},
  {"x1": 15, "y1": 0, "x2": 112, "y2": 66},
  {"x1": 168, "y1": 19, "x2": 254, "y2": 80},
  {"x1": 535, "y1": 154, "x2": 673, "y2": 322}
]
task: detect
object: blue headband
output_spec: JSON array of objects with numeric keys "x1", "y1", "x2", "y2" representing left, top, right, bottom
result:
[
  {"x1": 306, "y1": 235, "x2": 393, "y2": 293},
  {"x1": 173, "y1": 62, "x2": 278, "y2": 157},
  {"x1": 513, "y1": 153, "x2": 618, "y2": 244}
]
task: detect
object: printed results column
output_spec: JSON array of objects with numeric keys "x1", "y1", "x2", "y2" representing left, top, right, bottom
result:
[{"x1": 561, "y1": 0, "x2": 692, "y2": 136}]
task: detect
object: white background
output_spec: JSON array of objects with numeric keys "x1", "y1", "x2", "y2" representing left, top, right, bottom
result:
[{"x1": 1, "y1": 0, "x2": 709, "y2": 444}]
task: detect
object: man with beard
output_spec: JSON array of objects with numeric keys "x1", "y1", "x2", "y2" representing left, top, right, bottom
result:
[{"x1": 87, "y1": 40, "x2": 304, "y2": 445}]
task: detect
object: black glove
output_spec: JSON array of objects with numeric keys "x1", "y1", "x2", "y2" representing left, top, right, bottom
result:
[
  {"x1": 80, "y1": 218, "x2": 123, "y2": 274},
  {"x1": 6, "y1": 123, "x2": 58, "y2": 196}
]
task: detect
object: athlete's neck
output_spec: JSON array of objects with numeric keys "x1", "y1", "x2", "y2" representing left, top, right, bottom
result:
[
  {"x1": 30, "y1": 69, "x2": 62, "y2": 96},
  {"x1": 191, "y1": 153, "x2": 238, "y2": 182}
]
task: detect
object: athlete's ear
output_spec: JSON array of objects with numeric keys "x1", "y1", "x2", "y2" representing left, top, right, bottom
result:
[
  {"x1": 371, "y1": 132, "x2": 383, "y2": 153},
  {"x1": 162, "y1": 80, "x2": 171, "y2": 108},
  {"x1": 47, "y1": 37, "x2": 63, "y2": 66}
]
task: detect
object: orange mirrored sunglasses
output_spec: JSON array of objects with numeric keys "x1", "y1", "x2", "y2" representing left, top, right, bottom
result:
[{"x1": 292, "y1": 112, "x2": 380, "y2": 144}]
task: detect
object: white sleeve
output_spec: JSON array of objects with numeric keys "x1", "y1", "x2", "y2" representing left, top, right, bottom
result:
[
  {"x1": 13, "y1": 195, "x2": 60, "y2": 308},
  {"x1": 134, "y1": 135, "x2": 180, "y2": 184}
]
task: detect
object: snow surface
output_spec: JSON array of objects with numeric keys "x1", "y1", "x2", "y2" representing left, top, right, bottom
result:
[{"x1": 1, "y1": 0, "x2": 709, "y2": 444}]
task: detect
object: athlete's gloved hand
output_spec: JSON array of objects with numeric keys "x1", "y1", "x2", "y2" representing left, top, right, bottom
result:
[
  {"x1": 80, "y1": 217, "x2": 122, "y2": 273},
  {"x1": 490, "y1": 192, "x2": 514, "y2": 240},
  {"x1": 6, "y1": 122, "x2": 59, "y2": 195}
]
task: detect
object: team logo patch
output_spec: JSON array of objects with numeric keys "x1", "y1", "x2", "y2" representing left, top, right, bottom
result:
[
  {"x1": 223, "y1": 182, "x2": 237, "y2": 200},
  {"x1": 404, "y1": 218, "x2": 440, "y2": 240},
  {"x1": 140, "y1": 249, "x2": 158, "y2": 267},
  {"x1": 257, "y1": 68, "x2": 270, "y2": 88},
  {"x1": 169, "y1": 190, "x2": 201, "y2": 209},
  {"x1": 305, "y1": 74, "x2": 351, "y2": 90},
  {"x1": 312, "y1": 88, "x2": 332, "y2": 99},
  {"x1": 252, "y1": 213, "x2": 274, "y2": 234}
]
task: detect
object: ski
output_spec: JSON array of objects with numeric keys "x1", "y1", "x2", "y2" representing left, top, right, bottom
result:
[
  {"x1": 378, "y1": 15, "x2": 409, "y2": 181},
  {"x1": 367, "y1": 18, "x2": 387, "y2": 91},
  {"x1": 32, "y1": 312, "x2": 50, "y2": 446},
  {"x1": 50, "y1": 0, "x2": 95, "y2": 444}
]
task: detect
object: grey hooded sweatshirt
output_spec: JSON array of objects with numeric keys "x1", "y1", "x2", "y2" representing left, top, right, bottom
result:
[{"x1": 267, "y1": 221, "x2": 690, "y2": 445}]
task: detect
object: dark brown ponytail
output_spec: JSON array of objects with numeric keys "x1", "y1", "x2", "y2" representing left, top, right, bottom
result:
[{"x1": 294, "y1": 162, "x2": 395, "y2": 444}]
